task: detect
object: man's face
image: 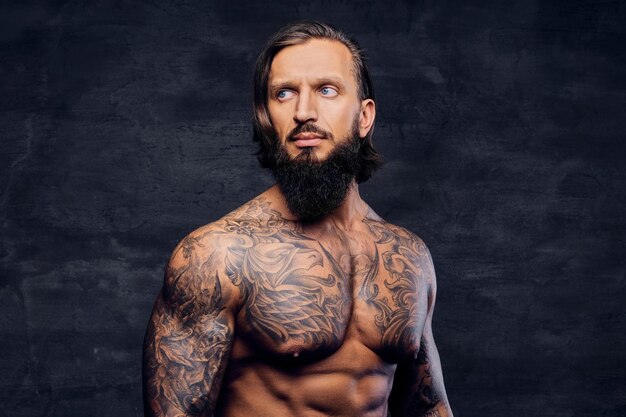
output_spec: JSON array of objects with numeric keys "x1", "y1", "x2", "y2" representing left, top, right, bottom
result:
[
  {"x1": 267, "y1": 39, "x2": 370, "y2": 161},
  {"x1": 264, "y1": 38, "x2": 376, "y2": 222}
]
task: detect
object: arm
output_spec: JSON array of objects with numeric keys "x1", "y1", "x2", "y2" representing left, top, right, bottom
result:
[
  {"x1": 388, "y1": 249, "x2": 453, "y2": 417},
  {"x1": 142, "y1": 232, "x2": 236, "y2": 417}
]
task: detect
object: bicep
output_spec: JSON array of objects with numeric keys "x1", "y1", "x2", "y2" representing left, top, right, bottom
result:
[{"x1": 143, "y1": 236, "x2": 236, "y2": 416}]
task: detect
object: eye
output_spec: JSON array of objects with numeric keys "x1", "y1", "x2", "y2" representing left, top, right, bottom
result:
[
  {"x1": 276, "y1": 90, "x2": 295, "y2": 101},
  {"x1": 320, "y1": 86, "x2": 338, "y2": 97}
]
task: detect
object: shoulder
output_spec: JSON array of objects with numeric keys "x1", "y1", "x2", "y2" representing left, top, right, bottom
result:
[
  {"x1": 215, "y1": 195, "x2": 289, "y2": 235},
  {"x1": 364, "y1": 215, "x2": 433, "y2": 259},
  {"x1": 392, "y1": 223, "x2": 435, "y2": 274},
  {"x1": 384, "y1": 223, "x2": 439, "y2": 310},
  {"x1": 163, "y1": 223, "x2": 238, "y2": 312},
  {"x1": 389, "y1": 223, "x2": 433, "y2": 262},
  {"x1": 170, "y1": 195, "x2": 283, "y2": 260},
  {"x1": 163, "y1": 195, "x2": 286, "y2": 307},
  {"x1": 364, "y1": 216, "x2": 437, "y2": 284}
]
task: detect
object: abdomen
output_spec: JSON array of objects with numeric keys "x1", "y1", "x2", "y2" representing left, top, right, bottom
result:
[{"x1": 216, "y1": 337, "x2": 396, "y2": 417}]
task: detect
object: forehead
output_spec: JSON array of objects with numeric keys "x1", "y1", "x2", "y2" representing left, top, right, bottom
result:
[{"x1": 269, "y1": 39, "x2": 356, "y2": 90}]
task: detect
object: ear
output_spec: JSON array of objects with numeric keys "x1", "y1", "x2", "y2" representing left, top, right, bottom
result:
[{"x1": 358, "y1": 98, "x2": 376, "y2": 139}]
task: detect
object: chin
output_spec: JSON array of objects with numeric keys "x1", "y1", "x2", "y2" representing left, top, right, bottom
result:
[{"x1": 293, "y1": 145, "x2": 333, "y2": 162}]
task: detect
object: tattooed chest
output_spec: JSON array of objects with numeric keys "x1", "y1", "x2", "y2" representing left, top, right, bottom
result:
[
  {"x1": 353, "y1": 219, "x2": 434, "y2": 360},
  {"x1": 222, "y1": 237, "x2": 428, "y2": 362},
  {"x1": 351, "y1": 248, "x2": 429, "y2": 361},
  {"x1": 223, "y1": 239, "x2": 351, "y2": 359}
]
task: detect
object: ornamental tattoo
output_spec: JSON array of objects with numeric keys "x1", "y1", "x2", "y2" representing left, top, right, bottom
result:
[
  {"x1": 220, "y1": 199, "x2": 351, "y2": 349},
  {"x1": 143, "y1": 236, "x2": 233, "y2": 416},
  {"x1": 411, "y1": 336, "x2": 443, "y2": 416},
  {"x1": 144, "y1": 196, "x2": 446, "y2": 415},
  {"x1": 359, "y1": 218, "x2": 432, "y2": 351}
]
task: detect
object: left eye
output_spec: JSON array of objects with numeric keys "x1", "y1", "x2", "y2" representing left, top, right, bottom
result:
[{"x1": 320, "y1": 87, "x2": 338, "y2": 97}]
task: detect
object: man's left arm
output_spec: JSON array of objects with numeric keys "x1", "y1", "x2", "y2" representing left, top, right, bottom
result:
[{"x1": 388, "y1": 247, "x2": 454, "y2": 417}]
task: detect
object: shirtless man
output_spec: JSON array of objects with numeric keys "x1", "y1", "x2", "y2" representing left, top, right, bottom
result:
[{"x1": 142, "y1": 21, "x2": 453, "y2": 417}]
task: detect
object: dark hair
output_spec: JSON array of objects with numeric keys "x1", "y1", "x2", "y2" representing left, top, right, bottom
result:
[{"x1": 252, "y1": 21, "x2": 382, "y2": 183}]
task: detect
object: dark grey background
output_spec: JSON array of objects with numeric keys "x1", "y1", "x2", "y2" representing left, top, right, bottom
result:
[{"x1": 1, "y1": 1, "x2": 625, "y2": 416}]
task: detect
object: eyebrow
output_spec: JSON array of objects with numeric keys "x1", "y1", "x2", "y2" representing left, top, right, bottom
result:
[{"x1": 269, "y1": 77, "x2": 348, "y2": 94}]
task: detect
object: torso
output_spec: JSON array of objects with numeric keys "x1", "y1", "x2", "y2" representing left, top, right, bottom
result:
[{"x1": 203, "y1": 195, "x2": 434, "y2": 417}]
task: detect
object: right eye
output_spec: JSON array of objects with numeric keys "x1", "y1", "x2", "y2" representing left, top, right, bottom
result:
[{"x1": 276, "y1": 90, "x2": 295, "y2": 100}]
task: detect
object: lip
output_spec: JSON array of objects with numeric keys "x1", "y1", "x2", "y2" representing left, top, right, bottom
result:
[
  {"x1": 292, "y1": 133, "x2": 324, "y2": 147},
  {"x1": 294, "y1": 138, "x2": 323, "y2": 147}
]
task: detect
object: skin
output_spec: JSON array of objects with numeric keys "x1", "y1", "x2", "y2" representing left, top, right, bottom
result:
[
  {"x1": 143, "y1": 39, "x2": 453, "y2": 417},
  {"x1": 267, "y1": 39, "x2": 375, "y2": 161}
]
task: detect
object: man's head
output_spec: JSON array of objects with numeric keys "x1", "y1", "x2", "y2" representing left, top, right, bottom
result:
[{"x1": 252, "y1": 21, "x2": 382, "y2": 222}]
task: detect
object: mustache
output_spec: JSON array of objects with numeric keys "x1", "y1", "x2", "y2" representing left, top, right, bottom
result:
[{"x1": 287, "y1": 123, "x2": 334, "y2": 141}]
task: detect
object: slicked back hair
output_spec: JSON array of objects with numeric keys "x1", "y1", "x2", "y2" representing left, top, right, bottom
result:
[{"x1": 252, "y1": 21, "x2": 382, "y2": 183}]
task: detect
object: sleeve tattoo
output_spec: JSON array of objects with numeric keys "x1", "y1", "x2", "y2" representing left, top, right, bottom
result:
[
  {"x1": 383, "y1": 230, "x2": 453, "y2": 417},
  {"x1": 142, "y1": 234, "x2": 235, "y2": 417}
]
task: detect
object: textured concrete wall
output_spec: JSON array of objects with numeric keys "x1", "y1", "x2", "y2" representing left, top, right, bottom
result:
[{"x1": 1, "y1": 1, "x2": 624, "y2": 416}]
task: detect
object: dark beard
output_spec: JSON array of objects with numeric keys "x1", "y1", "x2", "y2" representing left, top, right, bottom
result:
[{"x1": 269, "y1": 123, "x2": 361, "y2": 224}]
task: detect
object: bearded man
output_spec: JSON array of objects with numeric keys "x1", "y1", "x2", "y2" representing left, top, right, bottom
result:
[{"x1": 142, "y1": 21, "x2": 454, "y2": 417}]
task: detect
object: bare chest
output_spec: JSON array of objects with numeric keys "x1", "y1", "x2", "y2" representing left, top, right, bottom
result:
[{"x1": 223, "y1": 222, "x2": 431, "y2": 363}]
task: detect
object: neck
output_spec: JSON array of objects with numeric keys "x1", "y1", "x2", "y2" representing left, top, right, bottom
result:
[{"x1": 267, "y1": 182, "x2": 369, "y2": 231}]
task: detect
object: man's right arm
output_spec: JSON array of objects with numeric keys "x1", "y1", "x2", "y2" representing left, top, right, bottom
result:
[{"x1": 142, "y1": 232, "x2": 237, "y2": 417}]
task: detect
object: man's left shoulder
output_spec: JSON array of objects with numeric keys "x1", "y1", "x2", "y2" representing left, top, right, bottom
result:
[
  {"x1": 370, "y1": 219, "x2": 436, "y2": 277},
  {"x1": 366, "y1": 217, "x2": 431, "y2": 253}
]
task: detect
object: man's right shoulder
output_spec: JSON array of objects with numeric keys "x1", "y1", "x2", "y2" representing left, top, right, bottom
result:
[
  {"x1": 162, "y1": 215, "x2": 246, "y2": 310},
  {"x1": 168, "y1": 195, "x2": 284, "y2": 270}
]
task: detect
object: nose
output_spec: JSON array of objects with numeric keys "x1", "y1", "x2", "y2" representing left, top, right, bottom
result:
[{"x1": 294, "y1": 91, "x2": 318, "y2": 124}]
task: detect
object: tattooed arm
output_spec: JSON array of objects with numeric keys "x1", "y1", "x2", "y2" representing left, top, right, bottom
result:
[
  {"x1": 142, "y1": 232, "x2": 237, "y2": 417},
  {"x1": 389, "y1": 318, "x2": 454, "y2": 417},
  {"x1": 387, "y1": 244, "x2": 453, "y2": 417}
]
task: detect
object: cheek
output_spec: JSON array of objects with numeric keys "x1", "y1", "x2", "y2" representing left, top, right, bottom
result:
[
  {"x1": 268, "y1": 106, "x2": 292, "y2": 138},
  {"x1": 323, "y1": 104, "x2": 359, "y2": 135},
  {"x1": 325, "y1": 99, "x2": 357, "y2": 117}
]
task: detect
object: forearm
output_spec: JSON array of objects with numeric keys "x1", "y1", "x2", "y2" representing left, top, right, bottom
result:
[
  {"x1": 143, "y1": 348, "x2": 227, "y2": 416},
  {"x1": 389, "y1": 333, "x2": 453, "y2": 417},
  {"x1": 143, "y1": 328, "x2": 231, "y2": 415},
  {"x1": 418, "y1": 402, "x2": 453, "y2": 417},
  {"x1": 388, "y1": 392, "x2": 453, "y2": 417},
  {"x1": 142, "y1": 294, "x2": 233, "y2": 416}
]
